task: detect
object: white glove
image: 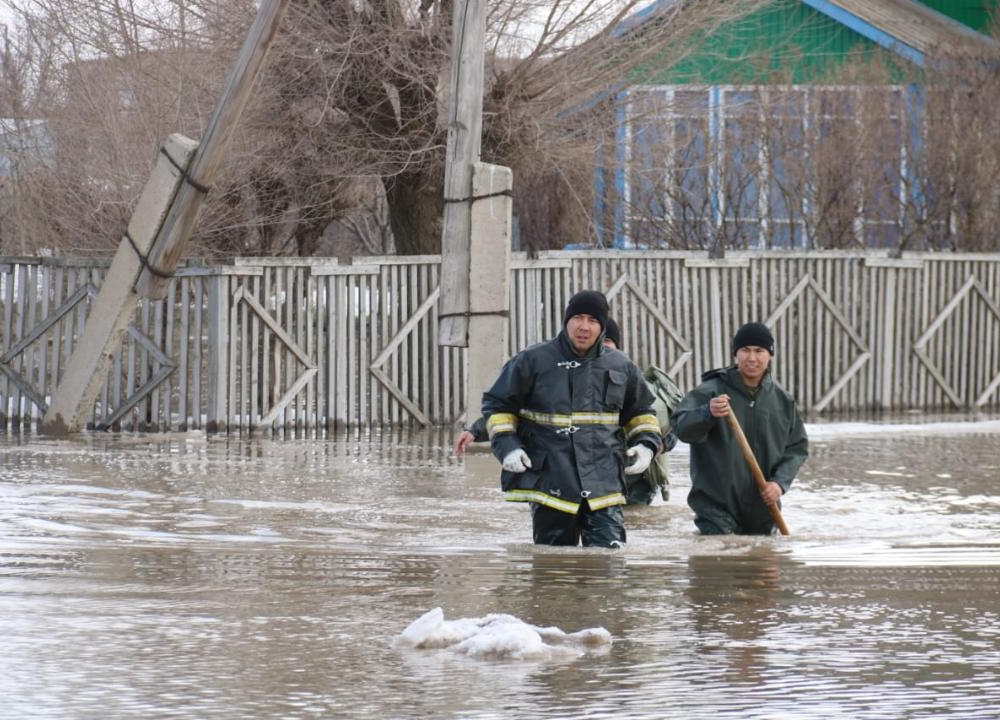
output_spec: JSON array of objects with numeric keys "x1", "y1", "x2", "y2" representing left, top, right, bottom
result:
[
  {"x1": 624, "y1": 444, "x2": 654, "y2": 475},
  {"x1": 502, "y1": 448, "x2": 532, "y2": 473}
]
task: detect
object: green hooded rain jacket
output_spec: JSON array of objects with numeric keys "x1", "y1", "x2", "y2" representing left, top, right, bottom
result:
[{"x1": 671, "y1": 366, "x2": 808, "y2": 534}]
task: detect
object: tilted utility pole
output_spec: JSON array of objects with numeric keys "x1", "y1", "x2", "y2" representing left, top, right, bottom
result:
[{"x1": 41, "y1": 0, "x2": 292, "y2": 434}]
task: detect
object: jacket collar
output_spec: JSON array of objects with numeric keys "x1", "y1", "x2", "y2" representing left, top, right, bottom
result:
[{"x1": 722, "y1": 365, "x2": 773, "y2": 398}]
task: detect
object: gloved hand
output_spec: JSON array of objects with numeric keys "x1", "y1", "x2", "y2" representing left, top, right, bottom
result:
[
  {"x1": 624, "y1": 444, "x2": 654, "y2": 475},
  {"x1": 502, "y1": 448, "x2": 532, "y2": 473},
  {"x1": 662, "y1": 431, "x2": 678, "y2": 453}
]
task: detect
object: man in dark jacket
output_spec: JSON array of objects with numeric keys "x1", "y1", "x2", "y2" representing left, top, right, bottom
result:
[
  {"x1": 456, "y1": 317, "x2": 624, "y2": 455},
  {"x1": 671, "y1": 322, "x2": 808, "y2": 535},
  {"x1": 481, "y1": 291, "x2": 661, "y2": 547},
  {"x1": 460, "y1": 317, "x2": 677, "y2": 504}
]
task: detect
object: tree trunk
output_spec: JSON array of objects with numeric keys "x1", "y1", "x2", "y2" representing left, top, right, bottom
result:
[{"x1": 385, "y1": 170, "x2": 445, "y2": 255}]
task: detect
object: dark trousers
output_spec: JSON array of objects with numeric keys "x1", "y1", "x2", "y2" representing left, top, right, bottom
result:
[
  {"x1": 694, "y1": 512, "x2": 776, "y2": 536},
  {"x1": 530, "y1": 503, "x2": 626, "y2": 548}
]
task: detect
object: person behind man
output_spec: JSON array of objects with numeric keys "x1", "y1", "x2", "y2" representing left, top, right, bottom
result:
[
  {"x1": 481, "y1": 291, "x2": 661, "y2": 547},
  {"x1": 670, "y1": 322, "x2": 808, "y2": 535},
  {"x1": 603, "y1": 319, "x2": 682, "y2": 505}
]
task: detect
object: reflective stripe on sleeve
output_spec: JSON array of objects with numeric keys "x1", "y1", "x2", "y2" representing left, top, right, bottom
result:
[
  {"x1": 625, "y1": 413, "x2": 660, "y2": 439},
  {"x1": 487, "y1": 413, "x2": 518, "y2": 438}
]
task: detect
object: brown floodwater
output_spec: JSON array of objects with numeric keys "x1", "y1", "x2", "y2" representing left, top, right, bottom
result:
[{"x1": 1, "y1": 419, "x2": 998, "y2": 719}]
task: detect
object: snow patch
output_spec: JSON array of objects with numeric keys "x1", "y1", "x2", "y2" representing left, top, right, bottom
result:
[
  {"x1": 804, "y1": 419, "x2": 1000, "y2": 439},
  {"x1": 395, "y1": 607, "x2": 612, "y2": 660}
]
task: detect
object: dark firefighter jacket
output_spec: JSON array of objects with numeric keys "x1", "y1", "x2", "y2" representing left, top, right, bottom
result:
[
  {"x1": 670, "y1": 366, "x2": 809, "y2": 530},
  {"x1": 482, "y1": 329, "x2": 661, "y2": 514},
  {"x1": 467, "y1": 415, "x2": 488, "y2": 442}
]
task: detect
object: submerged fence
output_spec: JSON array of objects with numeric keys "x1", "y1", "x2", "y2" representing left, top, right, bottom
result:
[{"x1": 1, "y1": 250, "x2": 998, "y2": 432}]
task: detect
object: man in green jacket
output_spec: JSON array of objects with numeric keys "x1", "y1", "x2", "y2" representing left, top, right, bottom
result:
[{"x1": 671, "y1": 322, "x2": 808, "y2": 535}]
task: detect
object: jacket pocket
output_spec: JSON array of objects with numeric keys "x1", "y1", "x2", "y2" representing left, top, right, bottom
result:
[{"x1": 604, "y1": 369, "x2": 627, "y2": 409}]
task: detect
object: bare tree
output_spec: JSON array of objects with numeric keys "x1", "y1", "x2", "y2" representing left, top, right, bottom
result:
[
  {"x1": 1, "y1": 20, "x2": 59, "y2": 253},
  {"x1": 1, "y1": 0, "x2": 769, "y2": 257}
]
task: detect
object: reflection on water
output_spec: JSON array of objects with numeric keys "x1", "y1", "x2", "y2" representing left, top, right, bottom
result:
[{"x1": 0, "y1": 423, "x2": 998, "y2": 718}]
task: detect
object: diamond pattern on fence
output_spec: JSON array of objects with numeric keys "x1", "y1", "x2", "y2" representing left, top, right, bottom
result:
[
  {"x1": 605, "y1": 273, "x2": 692, "y2": 378},
  {"x1": 232, "y1": 285, "x2": 317, "y2": 427},
  {"x1": 95, "y1": 324, "x2": 176, "y2": 430},
  {"x1": 914, "y1": 275, "x2": 1000, "y2": 409},
  {"x1": 368, "y1": 286, "x2": 439, "y2": 427},
  {"x1": 0, "y1": 282, "x2": 98, "y2": 413},
  {"x1": 764, "y1": 274, "x2": 871, "y2": 413}
]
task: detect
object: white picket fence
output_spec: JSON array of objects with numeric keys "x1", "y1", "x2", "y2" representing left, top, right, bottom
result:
[{"x1": 1, "y1": 250, "x2": 998, "y2": 432}]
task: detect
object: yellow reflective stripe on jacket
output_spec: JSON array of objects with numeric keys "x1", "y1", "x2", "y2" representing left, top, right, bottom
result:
[
  {"x1": 504, "y1": 489, "x2": 580, "y2": 514},
  {"x1": 586, "y1": 492, "x2": 627, "y2": 510},
  {"x1": 625, "y1": 413, "x2": 660, "y2": 439},
  {"x1": 487, "y1": 413, "x2": 518, "y2": 438},
  {"x1": 518, "y1": 409, "x2": 620, "y2": 427}
]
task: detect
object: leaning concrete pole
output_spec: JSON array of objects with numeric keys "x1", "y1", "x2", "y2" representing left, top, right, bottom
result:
[
  {"x1": 40, "y1": 135, "x2": 197, "y2": 434},
  {"x1": 41, "y1": 0, "x2": 292, "y2": 434}
]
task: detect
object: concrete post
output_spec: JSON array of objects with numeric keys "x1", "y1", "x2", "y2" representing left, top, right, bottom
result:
[
  {"x1": 41, "y1": 134, "x2": 198, "y2": 434},
  {"x1": 466, "y1": 162, "x2": 512, "y2": 421}
]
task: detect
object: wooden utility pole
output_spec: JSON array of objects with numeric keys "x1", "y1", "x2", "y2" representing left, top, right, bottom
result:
[
  {"x1": 438, "y1": 0, "x2": 488, "y2": 348},
  {"x1": 41, "y1": 0, "x2": 292, "y2": 433},
  {"x1": 135, "y1": 0, "x2": 292, "y2": 300},
  {"x1": 437, "y1": 0, "x2": 513, "y2": 424}
]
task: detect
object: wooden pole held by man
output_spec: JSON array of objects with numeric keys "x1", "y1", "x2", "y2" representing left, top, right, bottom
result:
[{"x1": 726, "y1": 412, "x2": 791, "y2": 536}]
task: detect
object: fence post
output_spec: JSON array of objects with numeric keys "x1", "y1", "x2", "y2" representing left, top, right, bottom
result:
[
  {"x1": 880, "y1": 267, "x2": 897, "y2": 410},
  {"x1": 207, "y1": 273, "x2": 230, "y2": 433}
]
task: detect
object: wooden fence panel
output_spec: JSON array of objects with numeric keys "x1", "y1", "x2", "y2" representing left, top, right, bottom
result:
[{"x1": 1, "y1": 252, "x2": 999, "y2": 432}]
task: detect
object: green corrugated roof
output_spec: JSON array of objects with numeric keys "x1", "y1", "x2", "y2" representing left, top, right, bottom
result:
[
  {"x1": 628, "y1": 0, "x2": 996, "y2": 85},
  {"x1": 920, "y1": 0, "x2": 996, "y2": 31}
]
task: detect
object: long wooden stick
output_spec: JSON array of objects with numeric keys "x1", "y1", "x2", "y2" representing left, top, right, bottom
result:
[{"x1": 725, "y1": 412, "x2": 791, "y2": 536}]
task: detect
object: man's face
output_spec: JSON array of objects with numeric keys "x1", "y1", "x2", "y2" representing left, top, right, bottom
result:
[
  {"x1": 735, "y1": 345, "x2": 771, "y2": 385},
  {"x1": 603, "y1": 338, "x2": 617, "y2": 349},
  {"x1": 567, "y1": 314, "x2": 602, "y2": 354}
]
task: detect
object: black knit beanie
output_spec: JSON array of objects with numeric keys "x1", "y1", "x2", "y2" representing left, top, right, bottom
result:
[
  {"x1": 732, "y1": 322, "x2": 775, "y2": 355},
  {"x1": 563, "y1": 290, "x2": 609, "y2": 330},
  {"x1": 604, "y1": 317, "x2": 622, "y2": 348}
]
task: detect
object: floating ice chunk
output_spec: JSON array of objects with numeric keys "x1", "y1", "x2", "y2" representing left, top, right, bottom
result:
[
  {"x1": 396, "y1": 608, "x2": 611, "y2": 660},
  {"x1": 454, "y1": 619, "x2": 551, "y2": 659}
]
